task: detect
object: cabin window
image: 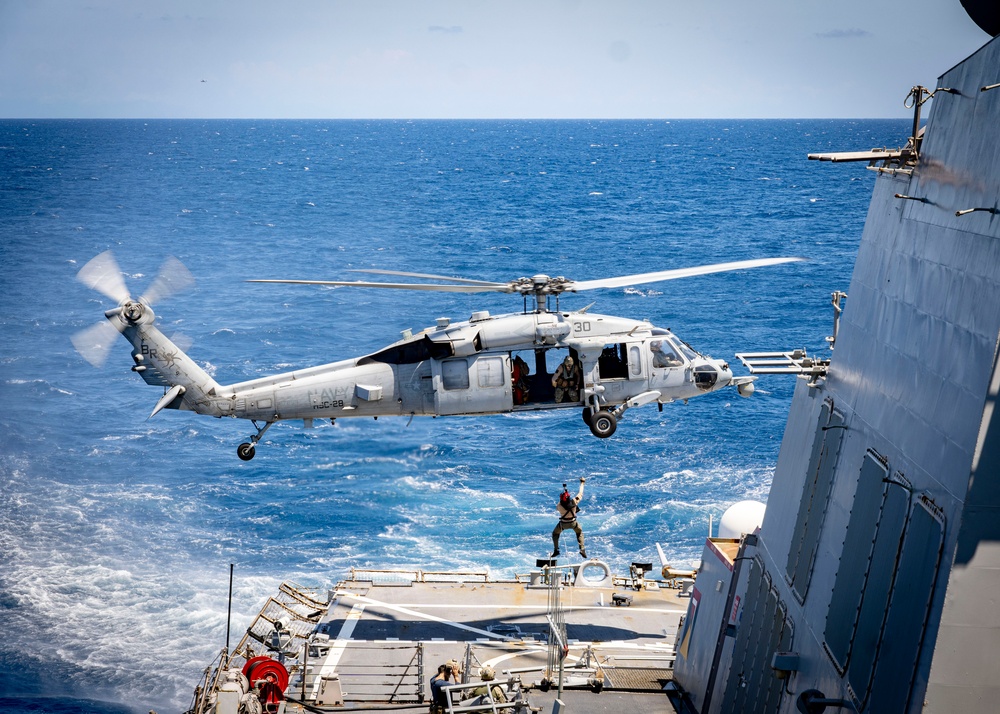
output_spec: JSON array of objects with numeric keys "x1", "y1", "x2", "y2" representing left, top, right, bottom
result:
[
  {"x1": 786, "y1": 402, "x2": 845, "y2": 603},
  {"x1": 629, "y1": 345, "x2": 642, "y2": 376},
  {"x1": 477, "y1": 357, "x2": 505, "y2": 388},
  {"x1": 598, "y1": 344, "x2": 628, "y2": 379},
  {"x1": 441, "y1": 359, "x2": 470, "y2": 390}
]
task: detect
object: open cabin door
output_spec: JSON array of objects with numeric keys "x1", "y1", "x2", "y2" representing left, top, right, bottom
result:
[
  {"x1": 597, "y1": 342, "x2": 646, "y2": 382},
  {"x1": 431, "y1": 354, "x2": 512, "y2": 416}
]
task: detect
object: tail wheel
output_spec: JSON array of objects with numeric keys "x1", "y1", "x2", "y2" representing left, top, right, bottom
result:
[
  {"x1": 589, "y1": 410, "x2": 617, "y2": 438},
  {"x1": 237, "y1": 443, "x2": 256, "y2": 461}
]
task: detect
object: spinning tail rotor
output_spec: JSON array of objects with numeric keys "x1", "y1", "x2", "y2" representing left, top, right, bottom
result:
[{"x1": 72, "y1": 251, "x2": 194, "y2": 367}]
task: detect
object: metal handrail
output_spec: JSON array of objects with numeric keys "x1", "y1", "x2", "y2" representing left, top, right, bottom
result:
[{"x1": 348, "y1": 567, "x2": 493, "y2": 583}]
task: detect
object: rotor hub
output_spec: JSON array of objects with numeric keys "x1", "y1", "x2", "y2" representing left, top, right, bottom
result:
[
  {"x1": 511, "y1": 274, "x2": 572, "y2": 296},
  {"x1": 122, "y1": 301, "x2": 145, "y2": 322}
]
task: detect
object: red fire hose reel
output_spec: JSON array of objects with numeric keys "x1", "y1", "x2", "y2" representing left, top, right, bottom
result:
[{"x1": 242, "y1": 656, "x2": 289, "y2": 711}]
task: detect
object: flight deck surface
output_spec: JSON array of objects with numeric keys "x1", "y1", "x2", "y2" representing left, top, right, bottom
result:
[{"x1": 212, "y1": 562, "x2": 691, "y2": 713}]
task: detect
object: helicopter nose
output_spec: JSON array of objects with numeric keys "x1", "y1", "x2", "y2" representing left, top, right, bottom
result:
[
  {"x1": 692, "y1": 359, "x2": 734, "y2": 392},
  {"x1": 717, "y1": 360, "x2": 734, "y2": 386}
]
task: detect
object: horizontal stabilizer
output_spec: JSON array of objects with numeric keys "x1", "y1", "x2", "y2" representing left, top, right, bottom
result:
[{"x1": 150, "y1": 384, "x2": 185, "y2": 418}]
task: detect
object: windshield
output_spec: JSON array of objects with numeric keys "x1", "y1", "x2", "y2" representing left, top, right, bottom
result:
[{"x1": 667, "y1": 334, "x2": 699, "y2": 361}]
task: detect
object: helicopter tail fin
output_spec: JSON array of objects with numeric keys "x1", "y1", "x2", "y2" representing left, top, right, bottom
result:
[{"x1": 122, "y1": 321, "x2": 225, "y2": 418}]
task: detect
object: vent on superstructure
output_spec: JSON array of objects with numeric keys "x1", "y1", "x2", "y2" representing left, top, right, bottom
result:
[
  {"x1": 824, "y1": 453, "x2": 904, "y2": 674},
  {"x1": 858, "y1": 495, "x2": 945, "y2": 712},
  {"x1": 786, "y1": 403, "x2": 845, "y2": 603},
  {"x1": 721, "y1": 559, "x2": 793, "y2": 713}
]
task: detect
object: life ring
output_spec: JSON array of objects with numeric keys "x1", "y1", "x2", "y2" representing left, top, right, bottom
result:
[{"x1": 574, "y1": 559, "x2": 612, "y2": 588}]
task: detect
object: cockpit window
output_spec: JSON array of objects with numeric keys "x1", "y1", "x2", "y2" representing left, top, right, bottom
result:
[
  {"x1": 359, "y1": 335, "x2": 453, "y2": 365},
  {"x1": 672, "y1": 336, "x2": 699, "y2": 362},
  {"x1": 650, "y1": 339, "x2": 683, "y2": 368}
]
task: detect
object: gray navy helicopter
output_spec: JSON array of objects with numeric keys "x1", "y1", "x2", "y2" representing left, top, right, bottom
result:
[{"x1": 72, "y1": 252, "x2": 801, "y2": 460}]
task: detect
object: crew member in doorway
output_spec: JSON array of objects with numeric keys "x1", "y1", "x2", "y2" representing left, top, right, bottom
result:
[
  {"x1": 512, "y1": 354, "x2": 531, "y2": 405},
  {"x1": 551, "y1": 355, "x2": 581, "y2": 403},
  {"x1": 551, "y1": 478, "x2": 587, "y2": 558}
]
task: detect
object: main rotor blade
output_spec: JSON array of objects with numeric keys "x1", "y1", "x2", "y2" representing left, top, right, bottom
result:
[
  {"x1": 347, "y1": 269, "x2": 504, "y2": 286},
  {"x1": 568, "y1": 257, "x2": 805, "y2": 291},
  {"x1": 139, "y1": 256, "x2": 195, "y2": 306},
  {"x1": 71, "y1": 320, "x2": 121, "y2": 367},
  {"x1": 77, "y1": 251, "x2": 130, "y2": 303},
  {"x1": 247, "y1": 279, "x2": 512, "y2": 293}
]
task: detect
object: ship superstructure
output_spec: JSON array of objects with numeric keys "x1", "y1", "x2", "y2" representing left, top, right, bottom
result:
[{"x1": 671, "y1": 30, "x2": 1000, "y2": 714}]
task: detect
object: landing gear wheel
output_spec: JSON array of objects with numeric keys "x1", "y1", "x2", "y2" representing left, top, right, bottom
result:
[
  {"x1": 589, "y1": 410, "x2": 617, "y2": 438},
  {"x1": 237, "y1": 442, "x2": 256, "y2": 461},
  {"x1": 582, "y1": 408, "x2": 594, "y2": 426}
]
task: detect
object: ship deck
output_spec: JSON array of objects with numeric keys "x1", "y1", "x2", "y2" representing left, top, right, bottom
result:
[{"x1": 223, "y1": 561, "x2": 693, "y2": 713}]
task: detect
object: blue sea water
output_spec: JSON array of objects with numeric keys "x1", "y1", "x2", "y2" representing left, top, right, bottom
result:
[{"x1": 0, "y1": 118, "x2": 906, "y2": 712}]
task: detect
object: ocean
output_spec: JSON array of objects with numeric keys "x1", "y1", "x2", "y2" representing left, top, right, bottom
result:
[{"x1": 0, "y1": 118, "x2": 904, "y2": 712}]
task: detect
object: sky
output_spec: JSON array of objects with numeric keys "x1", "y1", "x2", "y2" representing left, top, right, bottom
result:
[{"x1": 0, "y1": 0, "x2": 991, "y2": 119}]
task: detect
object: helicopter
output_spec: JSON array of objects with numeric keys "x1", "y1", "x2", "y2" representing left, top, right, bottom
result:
[{"x1": 72, "y1": 252, "x2": 802, "y2": 460}]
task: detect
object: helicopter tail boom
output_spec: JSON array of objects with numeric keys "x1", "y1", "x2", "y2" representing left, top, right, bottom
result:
[{"x1": 121, "y1": 320, "x2": 226, "y2": 418}]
